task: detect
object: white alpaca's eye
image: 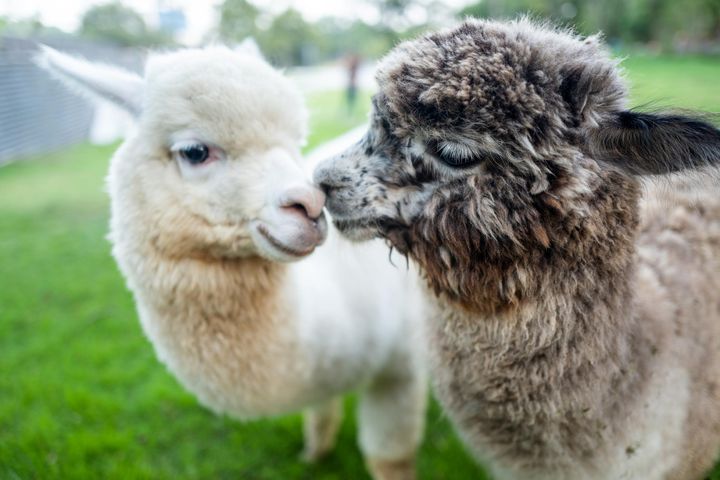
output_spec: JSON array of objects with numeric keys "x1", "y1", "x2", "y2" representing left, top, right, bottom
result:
[
  {"x1": 170, "y1": 139, "x2": 222, "y2": 169},
  {"x1": 170, "y1": 138, "x2": 225, "y2": 179},
  {"x1": 179, "y1": 144, "x2": 209, "y2": 165}
]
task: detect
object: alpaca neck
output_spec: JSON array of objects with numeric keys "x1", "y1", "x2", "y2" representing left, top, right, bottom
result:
[
  {"x1": 424, "y1": 169, "x2": 655, "y2": 469},
  {"x1": 430, "y1": 276, "x2": 650, "y2": 473},
  {"x1": 115, "y1": 227, "x2": 339, "y2": 416}
]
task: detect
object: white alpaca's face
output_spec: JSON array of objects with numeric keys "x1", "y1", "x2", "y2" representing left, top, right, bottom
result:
[{"x1": 115, "y1": 48, "x2": 327, "y2": 262}]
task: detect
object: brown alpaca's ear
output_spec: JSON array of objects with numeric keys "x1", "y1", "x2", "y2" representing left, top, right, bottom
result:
[
  {"x1": 557, "y1": 39, "x2": 626, "y2": 127},
  {"x1": 559, "y1": 56, "x2": 627, "y2": 127},
  {"x1": 589, "y1": 111, "x2": 720, "y2": 175}
]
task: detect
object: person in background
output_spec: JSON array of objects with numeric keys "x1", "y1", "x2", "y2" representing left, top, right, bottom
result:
[{"x1": 345, "y1": 53, "x2": 360, "y2": 113}]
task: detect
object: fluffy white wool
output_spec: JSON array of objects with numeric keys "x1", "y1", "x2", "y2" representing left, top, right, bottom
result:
[{"x1": 37, "y1": 45, "x2": 428, "y2": 478}]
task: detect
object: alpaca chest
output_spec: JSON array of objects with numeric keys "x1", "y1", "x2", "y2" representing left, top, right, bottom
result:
[
  {"x1": 134, "y1": 292, "x2": 316, "y2": 418},
  {"x1": 426, "y1": 305, "x2": 691, "y2": 480}
]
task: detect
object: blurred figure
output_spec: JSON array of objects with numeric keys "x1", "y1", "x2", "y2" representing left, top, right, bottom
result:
[{"x1": 345, "y1": 53, "x2": 361, "y2": 113}]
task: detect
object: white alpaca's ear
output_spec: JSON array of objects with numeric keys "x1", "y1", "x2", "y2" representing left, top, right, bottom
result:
[
  {"x1": 235, "y1": 37, "x2": 265, "y2": 60},
  {"x1": 34, "y1": 45, "x2": 144, "y2": 117}
]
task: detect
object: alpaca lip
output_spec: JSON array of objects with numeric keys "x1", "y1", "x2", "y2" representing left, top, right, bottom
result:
[
  {"x1": 331, "y1": 216, "x2": 383, "y2": 242},
  {"x1": 333, "y1": 216, "x2": 409, "y2": 243},
  {"x1": 333, "y1": 217, "x2": 376, "y2": 231},
  {"x1": 256, "y1": 223, "x2": 316, "y2": 257},
  {"x1": 334, "y1": 216, "x2": 400, "y2": 233}
]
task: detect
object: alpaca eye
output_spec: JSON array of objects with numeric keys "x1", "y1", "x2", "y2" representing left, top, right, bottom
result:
[
  {"x1": 426, "y1": 139, "x2": 481, "y2": 168},
  {"x1": 438, "y1": 154, "x2": 478, "y2": 168},
  {"x1": 179, "y1": 144, "x2": 209, "y2": 165}
]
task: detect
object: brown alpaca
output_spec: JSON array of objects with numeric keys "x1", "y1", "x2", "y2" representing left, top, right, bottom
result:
[{"x1": 314, "y1": 19, "x2": 720, "y2": 480}]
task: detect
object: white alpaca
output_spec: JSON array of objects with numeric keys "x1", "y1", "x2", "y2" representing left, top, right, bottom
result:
[{"x1": 37, "y1": 46, "x2": 427, "y2": 479}]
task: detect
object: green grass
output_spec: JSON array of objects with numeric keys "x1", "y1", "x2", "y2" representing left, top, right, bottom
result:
[
  {"x1": 623, "y1": 55, "x2": 720, "y2": 112},
  {"x1": 1, "y1": 57, "x2": 720, "y2": 480},
  {"x1": 306, "y1": 90, "x2": 374, "y2": 149},
  {"x1": 0, "y1": 89, "x2": 483, "y2": 480}
]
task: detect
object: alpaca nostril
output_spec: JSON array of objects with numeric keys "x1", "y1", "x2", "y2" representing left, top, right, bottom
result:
[
  {"x1": 318, "y1": 181, "x2": 335, "y2": 196},
  {"x1": 286, "y1": 202, "x2": 309, "y2": 218},
  {"x1": 316, "y1": 174, "x2": 344, "y2": 197},
  {"x1": 279, "y1": 186, "x2": 326, "y2": 220},
  {"x1": 312, "y1": 164, "x2": 343, "y2": 195}
]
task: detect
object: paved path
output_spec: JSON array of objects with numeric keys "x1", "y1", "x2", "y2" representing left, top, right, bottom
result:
[{"x1": 288, "y1": 63, "x2": 377, "y2": 93}]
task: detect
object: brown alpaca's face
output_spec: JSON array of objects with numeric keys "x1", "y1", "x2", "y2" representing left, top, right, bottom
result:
[
  {"x1": 314, "y1": 92, "x2": 555, "y2": 301},
  {"x1": 314, "y1": 20, "x2": 628, "y2": 309}
]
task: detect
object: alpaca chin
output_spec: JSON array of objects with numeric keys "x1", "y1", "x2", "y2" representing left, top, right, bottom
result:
[
  {"x1": 250, "y1": 213, "x2": 328, "y2": 262},
  {"x1": 331, "y1": 217, "x2": 380, "y2": 242}
]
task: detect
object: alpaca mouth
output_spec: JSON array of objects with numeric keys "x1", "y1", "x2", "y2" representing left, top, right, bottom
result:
[
  {"x1": 332, "y1": 215, "x2": 411, "y2": 244},
  {"x1": 334, "y1": 217, "x2": 376, "y2": 231},
  {"x1": 256, "y1": 224, "x2": 316, "y2": 257},
  {"x1": 332, "y1": 216, "x2": 383, "y2": 241},
  {"x1": 334, "y1": 216, "x2": 405, "y2": 232}
]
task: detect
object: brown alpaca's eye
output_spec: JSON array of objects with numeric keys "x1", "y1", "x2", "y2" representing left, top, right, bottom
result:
[
  {"x1": 426, "y1": 139, "x2": 481, "y2": 168},
  {"x1": 180, "y1": 144, "x2": 209, "y2": 165}
]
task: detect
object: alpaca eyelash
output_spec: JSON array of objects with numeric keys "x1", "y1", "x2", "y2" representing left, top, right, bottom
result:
[
  {"x1": 169, "y1": 139, "x2": 227, "y2": 162},
  {"x1": 424, "y1": 139, "x2": 482, "y2": 169},
  {"x1": 170, "y1": 140, "x2": 202, "y2": 153},
  {"x1": 423, "y1": 139, "x2": 476, "y2": 160},
  {"x1": 437, "y1": 141, "x2": 476, "y2": 160}
]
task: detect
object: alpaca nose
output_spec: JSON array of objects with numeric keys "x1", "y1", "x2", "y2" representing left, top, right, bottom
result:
[
  {"x1": 313, "y1": 161, "x2": 344, "y2": 195},
  {"x1": 278, "y1": 185, "x2": 326, "y2": 220}
]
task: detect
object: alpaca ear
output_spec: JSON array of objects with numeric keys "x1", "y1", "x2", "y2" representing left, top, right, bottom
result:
[
  {"x1": 557, "y1": 37, "x2": 626, "y2": 127},
  {"x1": 235, "y1": 37, "x2": 265, "y2": 60},
  {"x1": 35, "y1": 45, "x2": 144, "y2": 117},
  {"x1": 589, "y1": 111, "x2": 720, "y2": 175}
]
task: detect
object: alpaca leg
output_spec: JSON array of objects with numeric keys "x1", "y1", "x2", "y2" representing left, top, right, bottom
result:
[
  {"x1": 301, "y1": 397, "x2": 343, "y2": 462},
  {"x1": 358, "y1": 353, "x2": 427, "y2": 480},
  {"x1": 366, "y1": 456, "x2": 418, "y2": 480}
]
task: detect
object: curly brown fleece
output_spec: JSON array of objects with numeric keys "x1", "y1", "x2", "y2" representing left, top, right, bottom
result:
[{"x1": 315, "y1": 18, "x2": 720, "y2": 480}]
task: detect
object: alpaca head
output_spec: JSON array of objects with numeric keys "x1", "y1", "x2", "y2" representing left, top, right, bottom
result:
[
  {"x1": 315, "y1": 19, "x2": 628, "y2": 240},
  {"x1": 314, "y1": 19, "x2": 720, "y2": 310},
  {"x1": 38, "y1": 46, "x2": 327, "y2": 262}
]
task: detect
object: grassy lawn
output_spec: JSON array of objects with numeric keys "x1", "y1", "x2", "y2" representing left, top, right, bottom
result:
[
  {"x1": 623, "y1": 55, "x2": 720, "y2": 111},
  {"x1": 1, "y1": 56, "x2": 719, "y2": 480}
]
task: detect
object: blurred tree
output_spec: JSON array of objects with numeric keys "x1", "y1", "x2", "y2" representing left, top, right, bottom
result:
[
  {"x1": 0, "y1": 15, "x2": 68, "y2": 38},
  {"x1": 209, "y1": 0, "x2": 720, "y2": 65},
  {"x1": 459, "y1": 2, "x2": 490, "y2": 18},
  {"x1": 367, "y1": 0, "x2": 427, "y2": 43},
  {"x1": 216, "y1": 0, "x2": 400, "y2": 67},
  {"x1": 708, "y1": 0, "x2": 720, "y2": 38},
  {"x1": 217, "y1": 0, "x2": 259, "y2": 42},
  {"x1": 79, "y1": 2, "x2": 172, "y2": 47},
  {"x1": 314, "y1": 18, "x2": 392, "y2": 59},
  {"x1": 695, "y1": 0, "x2": 720, "y2": 39},
  {"x1": 459, "y1": 0, "x2": 720, "y2": 51},
  {"x1": 257, "y1": 9, "x2": 318, "y2": 65},
  {"x1": 374, "y1": 0, "x2": 414, "y2": 28}
]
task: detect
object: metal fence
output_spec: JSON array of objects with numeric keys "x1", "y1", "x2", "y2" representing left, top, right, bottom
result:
[{"x1": 0, "y1": 36, "x2": 144, "y2": 166}]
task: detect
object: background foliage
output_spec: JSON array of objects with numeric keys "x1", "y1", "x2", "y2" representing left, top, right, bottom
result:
[{"x1": 2, "y1": 0, "x2": 719, "y2": 65}]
